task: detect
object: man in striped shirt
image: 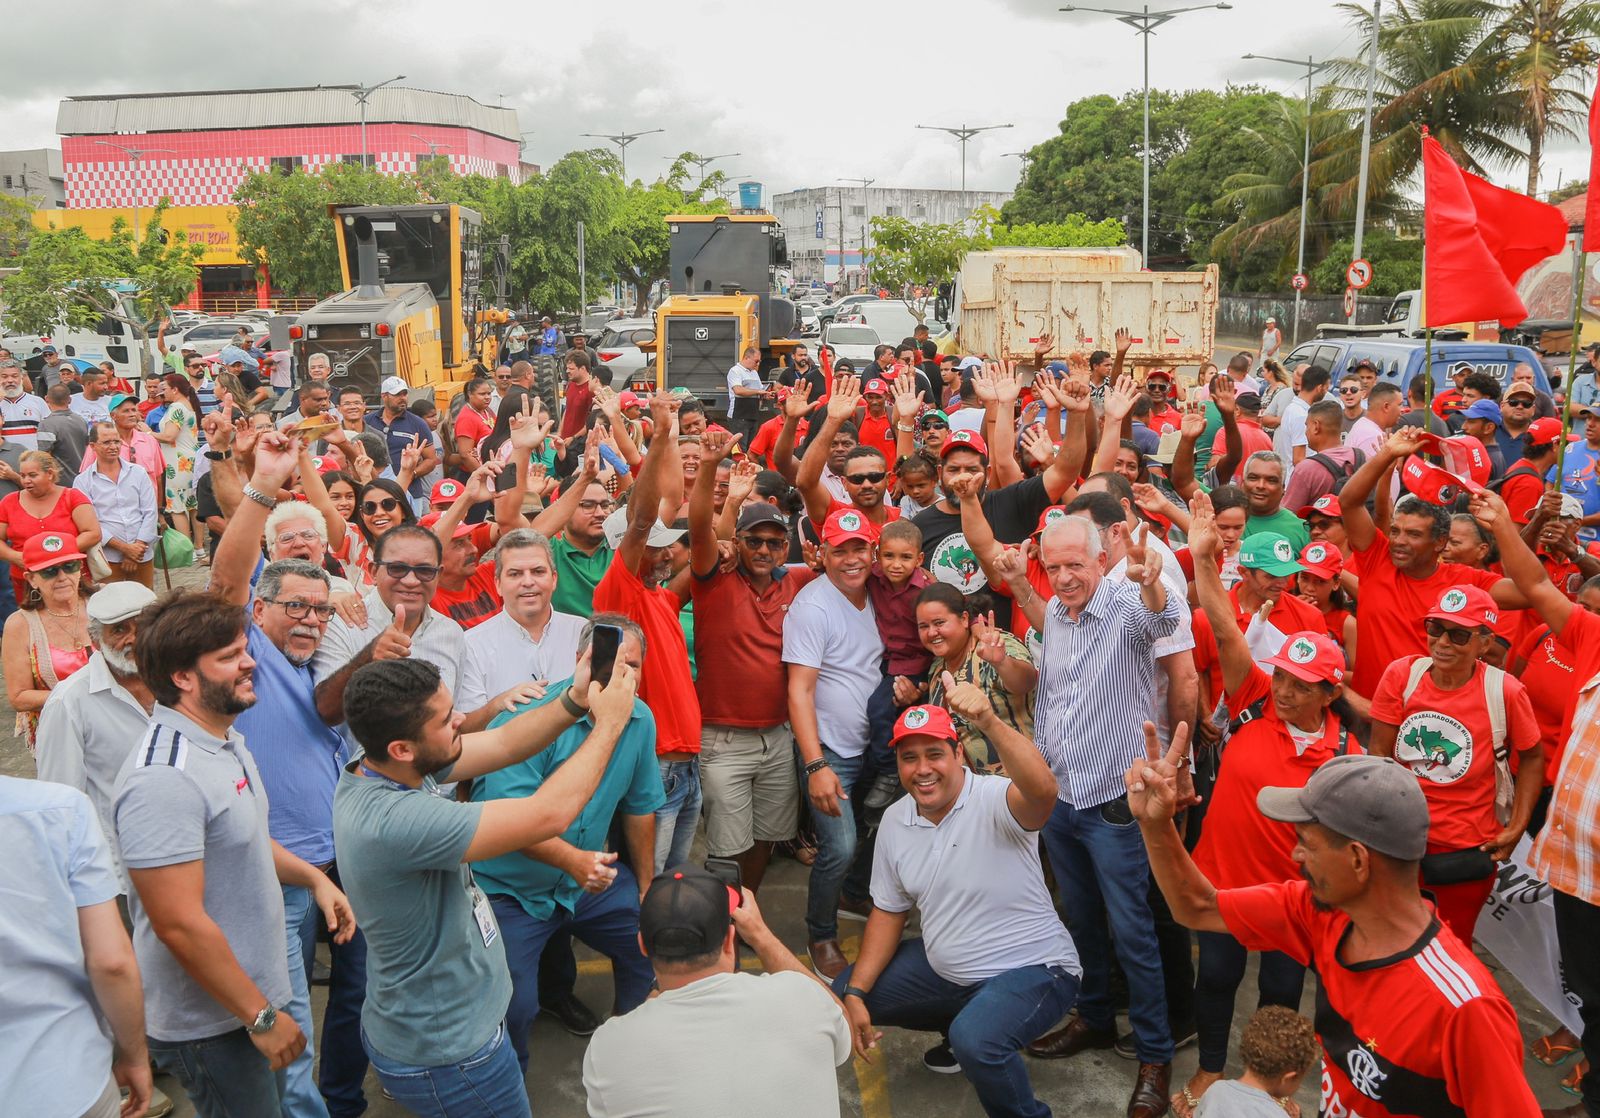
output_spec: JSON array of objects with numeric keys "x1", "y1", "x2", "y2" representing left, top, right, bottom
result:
[
  {"x1": 0, "y1": 359, "x2": 47, "y2": 450},
  {"x1": 1011, "y1": 514, "x2": 1181, "y2": 1118}
]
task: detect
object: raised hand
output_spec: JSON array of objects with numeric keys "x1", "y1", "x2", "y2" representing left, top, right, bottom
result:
[
  {"x1": 1114, "y1": 326, "x2": 1133, "y2": 356},
  {"x1": 1032, "y1": 332, "x2": 1054, "y2": 359},
  {"x1": 972, "y1": 612, "x2": 1007, "y2": 664},
  {"x1": 398, "y1": 433, "x2": 424, "y2": 475},
  {"x1": 1131, "y1": 482, "x2": 1172, "y2": 519},
  {"x1": 459, "y1": 460, "x2": 499, "y2": 505},
  {"x1": 826, "y1": 374, "x2": 863, "y2": 421},
  {"x1": 783, "y1": 380, "x2": 814, "y2": 419},
  {"x1": 972, "y1": 364, "x2": 1000, "y2": 403},
  {"x1": 1125, "y1": 719, "x2": 1191, "y2": 826},
  {"x1": 801, "y1": 538, "x2": 824, "y2": 571},
  {"x1": 593, "y1": 384, "x2": 622, "y2": 420},
  {"x1": 1104, "y1": 374, "x2": 1139, "y2": 422},
  {"x1": 351, "y1": 444, "x2": 375, "y2": 484},
  {"x1": 891, "y1": 373, "x2": 921, "y2": 421},
  {"x1": 588, "y1": 661, "x2": 640, "y2": 726},
  {"x1": 1180, "y1": 401, "x2": 1208, "y2": 441},
  {"x1": 726, "y1": 458, "x2": 760, "y2": 505},
  {"x1": 1125, "y1": 522, "x2": 1163, "y2": 587},
  {"x1": 993, "y1": 544, "x2": 1029, "y2": 584},
  {"x1": 942, "y1": 669, "x2": 995, "y2": 724},
  {"x1": 1187, "y1": 490, "x2": 1219, "y2": 559},
  {"x1": 579, "y1": 427, "x2": 602, "y2": 481},
  {"x1": 1058, "y1": 378, "x2": 1091, "y2": 414},
  {"x1": 701, "y1": 428, "x2": 742, "y2": 465},
  {"x1": 1210, "y1": 374, "x2": 1236, "y2": 416},
  {"x1": 371, "y1": 604, "x2": 413, "y2": 660},
  {"x1": 1467, "y1": 489, "x2": 1511, "y2": 535},
  {"x1": 947, "y1": 472, "x2": 983, "y2": 502},
  {"x1": 992, "y1": 362, "x2": 1022, "y2": 405},
  {"x1": 250, "y1": 430, "x2": 302, "y2": 492},
  {"x1": 1383, "y1": 426, "x2": 1428, "y2": 460},
  {"x1": 509, "y1": 399, "x2": 553, "y2": 451},
  {"x1": 1020, "y1": 425, "x2": 1057, "y2": 467}
]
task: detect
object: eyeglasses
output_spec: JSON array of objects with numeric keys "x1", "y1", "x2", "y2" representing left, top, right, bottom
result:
[
  {"x1": 378, "y1": 561, "x2": 441, "y2": 583},
  {"x1": 263, "y1": 598, "x2": 337, "y2": 622},
  {"x1": 739, "y1": 534, "x2": 788, "y2": 552},
  {"x1": 362, "y1": 497, "x2": 401, "y2": 515},
  {"x1": 275, "y1": 528, "x2": 322, "y2": 546},
  {"x1": 845, "y1": 471, "x2": 888, "y2": 485},
  {"x1": 577, "y1": 499, "x2": 615, "y2": 513},
  {"x1": 36, "y1": 560, "x2": 81, "y2": 578},
  {"x1": 1424, "y1": 618, "x2": 1481, "y2": 646}
]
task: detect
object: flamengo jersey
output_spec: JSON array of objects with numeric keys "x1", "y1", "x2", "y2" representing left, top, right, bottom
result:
[{"x1": 1219, "y1": 880, "x2": 1539, "y2": 1118}]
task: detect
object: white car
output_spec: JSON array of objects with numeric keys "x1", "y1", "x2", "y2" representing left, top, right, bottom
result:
[
  {"x1": 820, "y1": 322, "x2": 882, "y2": 367},
  {"x1": 799, "y1": 307, "x2": 821, "y2": 337},
  {"x1": 176, "y1": 319, "x2": 261, "y2": 356},
  {"x1": 592, "y1": 318, "x2": 657, "y2": 382}
]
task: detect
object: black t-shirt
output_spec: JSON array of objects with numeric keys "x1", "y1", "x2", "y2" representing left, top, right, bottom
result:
[
  {"x1": 912, "y1": 474, "x2": 1054, "y2": 626},
  {"x1": 779, "y1": 365, "x2": 828, "y2": 403},
  {"x1": 195, "y1": 472, "x2": 223, "y2": 554}
]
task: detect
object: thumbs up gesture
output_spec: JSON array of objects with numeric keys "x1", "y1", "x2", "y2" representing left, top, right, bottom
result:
[{"x1": 372, "y1": 603, "x2": 413, "y2": 661}]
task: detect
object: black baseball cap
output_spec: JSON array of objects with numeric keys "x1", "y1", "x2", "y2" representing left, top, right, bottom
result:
[
  {"x1": 639, "y1": 866, "x2": 738, "y2": 960},
  {"x1": 736, "y1": 504, "x2": 788, "y2": 533}
]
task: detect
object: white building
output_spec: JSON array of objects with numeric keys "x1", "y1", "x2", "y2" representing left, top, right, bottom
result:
[
  {"x1": 0, "y1": 149, "x2": 66, "y2": 208},
  {"x1": 774, "y1": 185, "x2": 1012, "y2": 286}
]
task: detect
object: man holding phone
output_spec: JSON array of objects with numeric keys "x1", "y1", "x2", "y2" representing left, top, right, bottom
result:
[{"x1": 469, "y1": 615, "x2": 664, "y2": 1074}]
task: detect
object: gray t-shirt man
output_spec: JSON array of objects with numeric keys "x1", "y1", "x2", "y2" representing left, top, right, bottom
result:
[
  {"x1": 332, "y1": 761, "x2": 512, "y2": 1067},
  {"x1": 112, "y1": 705, "x2": 291, "y2": 1041},
  {"x1": 38, "y1": 409, "x2": 89, "y2": 485}
]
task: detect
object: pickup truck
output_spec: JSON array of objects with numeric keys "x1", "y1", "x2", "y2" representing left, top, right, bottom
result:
[
  {"x1": 1281, "y1": 337, "x2": 1552, "y2": 397},
  {"x1": 1314, "y1": 289, "x2": 1476, "y2": 341}
]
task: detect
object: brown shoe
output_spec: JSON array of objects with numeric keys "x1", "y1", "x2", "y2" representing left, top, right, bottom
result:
[
  {"x1": 1026, "y1": 1015, "x2": 1117, "y2": 1060},
  {"x1": 809, "y1": 938, "x2": 847, "y2": 981},
  {"x1": 1129, "y1": 1062, "x2": 1171, "y2": 1118}
]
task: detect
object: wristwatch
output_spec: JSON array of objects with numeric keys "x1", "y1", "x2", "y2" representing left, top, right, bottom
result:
[
  {"x1": 242, "y1": 484, "x2": 277, "y2": 511},
  {"x1": 204, "y1": 449, "x2": 233, "y2": 461},
  {"x1": 843, "y1": 985, "x2": 872, "y2": 1001},
  {"x1": 245, "y1": 1004, "x2": 277, "y2": 1035}
]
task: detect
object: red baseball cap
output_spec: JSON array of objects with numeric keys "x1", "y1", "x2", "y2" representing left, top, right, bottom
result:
[
  {"x1": 1298, "y1": 541, "x2": 1344, "y2": 579},
  {"x1": 1298, "y1": 493, "x2": 1342, "y2": 519},
  {"x1": 820, "y1": 507, "x2": 880, "y2": 546},
  {"x1": 1145, "y1": 368, "x2": 1173, "y2": 383},
  {"x1": 617, "y1": 390, "x2": 643, "y2": 410},
  {"x1": 1401, "y1": 456, "x2": 1484, "y2": 506},
  {"x1": 430, "y1": 478, "x2": 466, "y2": 508},
  {"x1": 418, "y1": 511, "x2": 475, "y2": 541},
  {"x1": 1265, "y1": 630, "x2": 1346, "y2": 685},
  {"x1": 1033, "y1": 505, "x2": 1071, "y2": 537},
  {"x1": 1414, "y1": 433, "x2": 1492, "y2": 487},
  {"x1": 864, "y1": 378, "x2": 889, "y2": 397},
  {"x1": 1426, "y1": 584, "x2": 1499, "y2": 628},
  {"x1": 891, "y1": 704, "x2": 960, "y2": 748},
  {"x1": 940, "y1": 429, "x2": 989, "y2": 459},
  {"x1": 1526, "y1": 417, "x2": 1564, "y2": 447},
  {"x1": 22, "y1": 531, "x2": 88, "y2": 572}
]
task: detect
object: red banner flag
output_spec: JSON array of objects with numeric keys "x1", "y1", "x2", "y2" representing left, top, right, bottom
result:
[
  {"x1": 1586, "y1": 62, "x2": 1600, "y2": 252},
  {"x1": 1423, "y1": 132, "x2": 1567, "y2": 328}
]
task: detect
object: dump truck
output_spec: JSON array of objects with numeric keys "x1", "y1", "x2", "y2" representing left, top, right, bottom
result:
[
  {"x1": 633, "y1": 214, "x2": 800, "y2": 412},
  {"x1": 287, "y1": 204, "x2": 520, "y2": 409},
  {"x1": 948, "y1": 247, "x2": 1219, "y2": 366}
]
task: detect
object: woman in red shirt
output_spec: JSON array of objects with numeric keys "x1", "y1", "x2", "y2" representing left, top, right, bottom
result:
[
  {"x1": 452, "y1": 376, "x2": 496, "y2": 477},
  {"x1": 0, "y1": 450, "x2": 102, "y2": 603},
  {"x1": 1175, "y1": 492, "x2": 1358, "y2": 1117},
  {"x1": 1369, "y1": 584, "x2": 1543, "y2": 945},
  {"x1": 1295, "y1": 540, "x2": 1355, "y2": 661}
]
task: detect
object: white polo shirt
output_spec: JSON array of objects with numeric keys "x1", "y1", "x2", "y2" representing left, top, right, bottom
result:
[
  {"x1": 872, "y1": 771, "x2": 1079, "y2": 986},
  {"x1": 457, "y1": 608, "x2": 587, "y2": 714}
]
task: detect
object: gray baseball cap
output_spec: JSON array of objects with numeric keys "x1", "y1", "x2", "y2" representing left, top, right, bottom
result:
[{"x1": 1257, "y1": 755, "x2": 1429, "y2": 862}]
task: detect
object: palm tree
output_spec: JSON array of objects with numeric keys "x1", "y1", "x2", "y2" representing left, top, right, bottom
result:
[{"x1": 1493, "y1": 0, "x2": 1600, "y2": 195}]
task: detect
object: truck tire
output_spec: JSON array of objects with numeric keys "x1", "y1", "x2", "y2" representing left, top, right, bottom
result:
[{"x1": 531, "y1": 354, "x2": 562, "y2": 423}]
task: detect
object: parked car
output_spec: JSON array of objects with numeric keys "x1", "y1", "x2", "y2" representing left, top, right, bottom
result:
[
  {"x1": 592, "y1": 318, "x2": 657, "y2": 381},
  {"x1": 176, "y1": 319, "x2": 260, "y2": 356},
  {"x1": 820, "y1": 322, "x2": 882, "y2": 367},
  {"x1": 1280, "y1": 338, "x2": 1552, "y2": 397},
  {"x1": 816, "y1": 293, "x2": 880, "y2": 326},
  {"x1": 799, "y1": 307, "x2": 821, "y2": 337},
  {"x1": 854, "y1": 300, "x2": 928, "y2": 349}
]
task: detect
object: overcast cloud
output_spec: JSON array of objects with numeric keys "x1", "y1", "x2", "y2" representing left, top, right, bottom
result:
[{"x1": 1, "y1": 0, "x2": 1589, "y2": 198}]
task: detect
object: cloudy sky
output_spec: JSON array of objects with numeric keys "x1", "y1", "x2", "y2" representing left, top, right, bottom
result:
[{"x1": 1, "y1": 0, "x2": 1590, "y2": 198}]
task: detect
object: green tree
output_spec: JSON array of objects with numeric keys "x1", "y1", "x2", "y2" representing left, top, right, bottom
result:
[
  {"x1": 0, "y1": 194, "x2": 35, "y2": 259},
  {"x1": 1310, "y1": 230, "x2": 1423, "y2": 296},
  {"x1": 2, "y1": 203, "x2": 204, "y2": 374},
  {"x1": 866, "y1": 217, "x2": 982, "y2": 321},
  {"x1": 1494, "y1": 0, "x2": 1600, "y2": 194},
  {"x1": 607, "y1": 159, "x2": 729, "y2": 316},
  {"x1": 1550, "y1": 176, "x2": 1589, "y2": 202},
  {"x1": 503, "y1": 149, "x2": 627, "y2": 314}
]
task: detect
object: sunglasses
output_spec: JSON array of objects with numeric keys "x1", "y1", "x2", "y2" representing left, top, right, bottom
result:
[
  {"x1": 36, "y1": 560, "x2": 81, "y2": 578},
  {"x1": 739, "y1": 534, "x2": 788, "y2": 552},
  {"x1": 1504, "y1": 398, "x2": 1534, "y2": 407},
  {"x1": 362, "y1": 497, "x2": 401, "y2": 515},
  {"x1": 845, "y1": 471, "x2": 888, "y2": 485},
  {"x1": 1340, "y1": 388, "x2": 1362, "y2": 396},
  {"x1": 920, "y1": 419, "x2": 948, "y2": 430},
  {"x1": 1424, "y1": 618, "x2": 1481, "y2": 646},
  {"x1": 378, "y1": 561, "x2": 441, "y2": 583},
  {"x1": 264, "y1": 597, "x2": 337, "y2": 622}
]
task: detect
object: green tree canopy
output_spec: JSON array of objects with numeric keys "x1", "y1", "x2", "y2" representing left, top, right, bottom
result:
[{"x1": 0, "y1": 194, "x2": 36, "y2": 259}]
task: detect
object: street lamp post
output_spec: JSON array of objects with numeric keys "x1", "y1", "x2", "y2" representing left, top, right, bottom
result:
[
  {"x1": 915, "y1": 123, "x2": 1013, "y2": 213},
  {"x1": 94, "y1": 139, "x2": 176, "y2": 246},
  {"x1": 580, "y1": 129, "x2": 665, "y2": 180},
  {"x1": 839, "y1": 177, "x2": 875, "y2": 285},
  {"x1": 1350, "y1": 0, "x2": 1383, "y2": 323},
  {"x1": 1243, "y1": 52, "x2": 1329, "y2": 345},
  {"x1": 674, "y1": 152, "x2": 741, "y2": 189},
  {"x1": 348, "y1": 75, "x2": 407, "y2": 170},
  {"x1": 410, "y1": 134, "x2": 453, "y2": 169},
  {"x1": 1059, "y1": 3, "x2": 1232, "y2": 265}
]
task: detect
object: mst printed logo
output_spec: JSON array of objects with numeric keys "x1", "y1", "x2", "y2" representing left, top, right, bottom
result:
[
  {"x1": 930, "y1": 533, "x2": 987, "y2": 593},
  {"x1": 1395, "y1": 711, "x2": 1474, "y2": 783}
]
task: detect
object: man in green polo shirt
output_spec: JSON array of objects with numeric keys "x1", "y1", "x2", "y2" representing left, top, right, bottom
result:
[
  {"x1": 1241, "y1": 451, "x2": 1310, "y2": 550},
  {"x1": 550, "y1": 478, "x2": 616, "y2": 617}
]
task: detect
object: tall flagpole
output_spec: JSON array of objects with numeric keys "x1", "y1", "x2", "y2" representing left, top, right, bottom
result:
[{"x1": 1557, "y1": 242, "x2": 1587, "y2": 481}]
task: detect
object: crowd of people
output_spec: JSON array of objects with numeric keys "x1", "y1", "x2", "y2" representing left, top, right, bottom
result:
[{"x1": 4, "y1": 327, "x2": 1600, "y2": 1118}]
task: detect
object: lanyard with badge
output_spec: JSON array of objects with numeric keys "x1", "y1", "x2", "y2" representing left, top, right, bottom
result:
[{"x1": 360, "y1": 762, "x2": 500, "y2": 948}]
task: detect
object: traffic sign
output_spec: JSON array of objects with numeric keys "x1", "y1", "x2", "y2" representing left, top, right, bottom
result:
[
  {"x1": 1291, "y1": 273, "x2": 1308, "y2": 291},
  {"x1": 1346, "y1": 258, "x2": 1373, "y2": 290},
  {"x1": 1342, "y1": 286, "x2": 1357, "y2": 317}
]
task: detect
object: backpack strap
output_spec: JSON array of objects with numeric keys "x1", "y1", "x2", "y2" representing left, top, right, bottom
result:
[
  {"x1": 1400, "y1": 657, "x2": 1433, "y2": 703},
  {"x1": 1481, "y1": 664, "x2": 1514, "y2": 827},
  {"x1": 1227, "y1": 696, "x2": 1269, "y2": 737}
]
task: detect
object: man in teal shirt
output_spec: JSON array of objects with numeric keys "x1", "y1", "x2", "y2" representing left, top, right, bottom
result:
[
  {"x1": 471, "y1": 615, "x2": 664, "y2": 1073},
  {"x1": 1242, "y1": 450, "x2": 1311, "y2": 551}
]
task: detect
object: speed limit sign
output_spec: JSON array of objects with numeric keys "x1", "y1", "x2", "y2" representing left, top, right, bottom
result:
[
  {"x1": 1291, "y1": 273, "x2": 1308, "y2": 291},
  {"x1": 1346, "y1": 258, "x2": 1373, "y2": 290},
  {"x1": 1342, "y1": 286, "x2": 1358, "y2": 317}
]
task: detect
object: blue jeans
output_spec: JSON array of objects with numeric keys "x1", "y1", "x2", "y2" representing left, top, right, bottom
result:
[
  {"x1": 148, "y1": 1027, "x2": 285, "y2": 1118},
  {"x1": 833, "y1": 939, "x2": 1079, "y2": 1118},
  {"x1": 280, "y1": 886, "x2": 330, "y2": 1118},
  {"x1": 0, "y1": 561, "x2": 14, "y2": 625},
  {"x1": 287, "y1": 864, "x2": 371, "y2": 1117},
  {"x1": 490, "y1": 863, "x2": 655, "y2": 1073},
  {"x1": 653, "y1": 758, "x2": 702, "y2": 873},
  {"x1": 801, "y1": 746, "x2": 864, "y2": 943},
  {"x1": 1194, "y1": 930, "x2": 1305, "y2": 1074},
  {"x1": 1041, "y1": 798, "x2": 1173, "y2": 1063},
  {"x1": 362, "y1": 1022, "x2": 529, "y2": 1118}
]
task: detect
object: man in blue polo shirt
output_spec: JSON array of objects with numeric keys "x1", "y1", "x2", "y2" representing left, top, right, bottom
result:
[
  {"x1": 470, "y1": 613, "x2": 665, "y2": 1073},
  {"x1": 368, "y1": 376, "x2": 437, "y2": 503}
]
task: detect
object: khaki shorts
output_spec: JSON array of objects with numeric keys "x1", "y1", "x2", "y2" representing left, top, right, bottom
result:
[{"x1": 699, "y1": 723, "x2": 799, "y2": 857}]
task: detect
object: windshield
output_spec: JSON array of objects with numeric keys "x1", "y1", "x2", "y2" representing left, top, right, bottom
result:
[{"x1": 827, "y1": 326, "x2": 879, "y2": 345}]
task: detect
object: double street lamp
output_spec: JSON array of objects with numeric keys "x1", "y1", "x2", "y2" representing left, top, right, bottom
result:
[
  {"x1": 348, "y1": 75, "x2": 407, "y2": 170},
  {"x1": 94, "y1": 139, "x2": 176, "y2": 245},
  {"x1": 915, "y1": 123, "x2": 1012, "y2": 213},
  {"x1": 581, "y1": 129, "x2": 665, "y2": 180}
]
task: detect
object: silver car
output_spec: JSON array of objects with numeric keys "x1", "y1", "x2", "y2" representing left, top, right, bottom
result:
[{"x1": 593, "y1": 318, "x2": 657, "y2": 381}]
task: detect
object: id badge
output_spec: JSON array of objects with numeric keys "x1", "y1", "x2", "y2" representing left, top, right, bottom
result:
[{"x1": 470, "y1": 885, "x2": 499, "y2": 949}]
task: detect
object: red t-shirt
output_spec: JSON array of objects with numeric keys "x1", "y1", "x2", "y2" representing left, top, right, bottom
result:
[
  {"x1": 1499, "y1": 457, "x2": 1547, "y2": 524},
  {"x1": 748, "y1": 414, "x2": 807, "y2": 469},
  {"x1": 431, "y1": 559, "x2": 502, "y2": 630},
  {"x1": 560, "y1": 379, "x2": 594, "y2": 441},
  {"x1": 594, "y1": 551, "x2": 702, "y2": 755},
  {"x1": 690, "y1": 564, "x2": 816, "y2": 727},
  {"x1": 856, "y1": 412, "x2": 898, "y2": 466},
  {"x1": 825, "y1": 496, "x2": 900, "y2": 526},
  {"x1": 1219, "y1": 879, "x2": 1540, "y2": 1118},
  {"x1": 1209, "y1": 418, "x2": 1273, "y2": 467},
  {"x1": 1370, "y1": 656, "x2": 1539, "y2": 853},
  {"x1": 1147, "y1": 404, "x2": 1182, "y2": 434},
  {"x1": 1514, "y1": 624, "x2": 1579, "y2": 785},
  {"x1": 453, "y1": 407, "x2": 494, "y2": 455},
  {"x1": 1349, "y1": 537, "x2": 1502, "y2": 698},
  {"x1": 1193, "y1": 663, "x2": 1358, "y2": 890},
  {"x1": 0, "y1": 487, "x2": 91, "y2": 597},
  {"x1": 1191, "y1": 587, "x2": 1326, "y2": 709}
]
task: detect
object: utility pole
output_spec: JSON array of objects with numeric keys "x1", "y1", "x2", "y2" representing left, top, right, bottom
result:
[
  {"x1": 839, "y1": 177, "x2": 875, "y2": 285},
  {"x1": 1059, "y1": 3, "x2": 1233, "y2": 264},
  {"x1": 409, "y1": 134, "x2": 453, "y2": 168},
  {"x1": 94, "y1": 139, "x2": 176, "y2": 246},
  {"x1": 1243, "y1": 52, "x2": 1328, "y2": 344},
  {"x1": 1350, "y1": 0, "x2": 1383, "y2": 323},
  {"x1": 348, "y1": 75, "x2": 407, "y2": 170},
  {"x1": 580, "y1": 128, "x2": 665, "y2": 180},
  {"x1": 915, "y1": 123, "x2": 1013, "y2": 213},
  {"x1": 577, "y1": 221, "x2": 587, "y2": 313}
]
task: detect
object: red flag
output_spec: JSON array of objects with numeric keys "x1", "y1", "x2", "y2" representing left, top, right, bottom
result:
[
  {"x1": 1423, "y1": 132, "x2": 1567, "y2": 327},
  {"x1": 1585, "y1": 62, "x2": 1600, "y2": 252}
]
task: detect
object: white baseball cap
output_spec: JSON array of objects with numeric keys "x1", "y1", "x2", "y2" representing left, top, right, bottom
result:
[
  {"x1": 603, "y1": 506, "x2": 686, "y2": 550},
  {"x1": 380, "y1": 376, "x2": 408, "y2": 396}
]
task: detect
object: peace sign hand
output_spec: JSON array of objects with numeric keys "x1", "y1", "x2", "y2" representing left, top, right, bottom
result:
[{"x1": 1125, "y1": 719, "x2": 1191, "y2": 826}]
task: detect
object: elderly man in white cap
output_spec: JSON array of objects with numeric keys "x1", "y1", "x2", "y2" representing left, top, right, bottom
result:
[
  {"x1": 1260, "y1": 317, "x2": 1282, "y2": 365},
  {"x1": 35, "y1": 581, "x2": 159, "y2": 890}
]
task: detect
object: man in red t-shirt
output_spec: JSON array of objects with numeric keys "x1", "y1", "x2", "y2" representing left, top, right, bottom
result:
[
  {"x1": 1144, "y1": 369, "x2": 1182, "y2": 433},
  {"x1": 559, "y1": 350, "x2": 596, "y2": 441},
  {"x1": 855, "y1": 378, "x2": 897, "y2": 465},
  {"x1": 1129, "y1": 744, "x2": 1542, "y2": 1118},
  {"x1": 594, "y1": 391, "x2": 703, "y2": 873},
  {"x1": 1337, "y1": 428, "x2": 1529, "y2": 705},
  {"x1": 687, "y1": 431, "x2": 816, "y2": 892}
]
